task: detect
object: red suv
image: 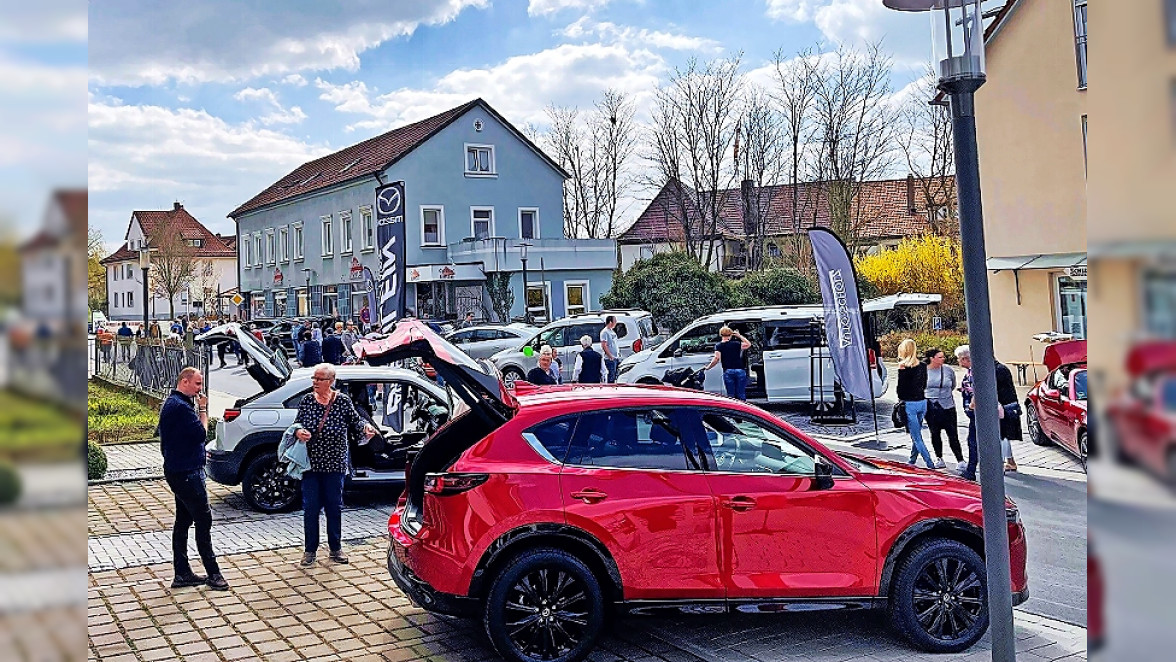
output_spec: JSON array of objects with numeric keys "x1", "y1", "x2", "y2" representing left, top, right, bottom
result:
[{"x1": 358, "y1": 322, "x2": 1029, "y2": 662}]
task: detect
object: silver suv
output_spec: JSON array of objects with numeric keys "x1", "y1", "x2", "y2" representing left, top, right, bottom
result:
[
  {"x1": 489, "y1": 310, "x2": 664, "y2": 385},
  {"x1": 196, "y1": 324, "x2": 449, "y2": 512}
]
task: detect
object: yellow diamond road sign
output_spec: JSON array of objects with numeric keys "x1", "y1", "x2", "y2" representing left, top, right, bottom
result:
[{"x1": 231, "y1": 293, "x2": 244, "y2": 306}]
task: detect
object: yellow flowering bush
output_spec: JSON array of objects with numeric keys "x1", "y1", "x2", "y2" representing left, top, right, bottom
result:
[{"x1": 856, "y1": 235, "x2": 966, "y2": 326}]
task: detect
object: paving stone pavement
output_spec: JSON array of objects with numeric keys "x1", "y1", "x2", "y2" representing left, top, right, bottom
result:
[
  {"x1": 89, "y1": 506, "x2": 393, "y2": 571},
  {"x1": 88, "y1": 477, "x2": 265, "y2": 538},
  {"x1": 101, "y1": 442, "x2": 164, "y2": 480}
]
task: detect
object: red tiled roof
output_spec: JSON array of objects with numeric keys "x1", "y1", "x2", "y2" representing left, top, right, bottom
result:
[
  {"x1": 620, "y1": 176, "x2": 954, "y2": 244},
  {"x1": 55, "y1": 189, "x2": 87, "y2": 237},
  {"x1": 21, "y1": 230, "x2": 60, "y2": 251},
  {"x1": 100, "y1": 204, "x2": 236, "y2": 264},
  {"x1": 230, "y1": 98, "x2": 568, "y2": 218}
]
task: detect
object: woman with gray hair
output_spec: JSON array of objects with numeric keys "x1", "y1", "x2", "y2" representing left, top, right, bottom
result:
[
  {"x1": 293, "y1": 363, "x2": 376, "y2": 566},
  {"x1": 572, "y1": 335, "x2": 604, "y2": 383},
  {"x1": 955, "y1": 345, "x2": 978, "y2": 480}
]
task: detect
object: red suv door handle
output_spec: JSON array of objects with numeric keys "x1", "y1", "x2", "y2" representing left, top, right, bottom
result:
[
  {"x1": 723, "y1": 496, "x2": 757, "y2": 512},
  {"x1": 571, "y1": 488, "x2": 608, "y2": 503}
]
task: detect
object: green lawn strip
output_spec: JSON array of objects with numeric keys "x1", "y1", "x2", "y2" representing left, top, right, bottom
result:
[
  {"x1": 87, "y1": 380, "x2": 160, "y2": 445},
  {"x1": 0, "y1": 389, "x2": 84, "y2": 462}
]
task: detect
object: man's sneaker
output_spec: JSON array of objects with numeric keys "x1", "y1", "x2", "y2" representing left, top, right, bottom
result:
[
  {"x1": 206, "y1": 574, "x2": 229, "y2": 591},
  {"x1": 329, "y1": 550, "x2": 349, "y2": 564},
  {"x1": 956, "y1": 460, "x2": 969, "y2": 472},
  {"x1": 171, "y1": 572, "x2": 206, "y2": 588},
  {"x1": 934, "y1": 457, "x2": 947, "y2": 469},
  {"x1": 300, "y1": 552, "x2": 316, "y2": 567}
]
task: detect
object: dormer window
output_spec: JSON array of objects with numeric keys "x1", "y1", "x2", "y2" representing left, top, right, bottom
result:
[
  {"x1": 465, "y1": 144, "x2": 495, "y2": 176},
  {"x1": 186, "y1": 238, "x2": 203, "y2": 248}
]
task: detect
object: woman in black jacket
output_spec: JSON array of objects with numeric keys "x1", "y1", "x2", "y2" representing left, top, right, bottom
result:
[{"x1": 897, "y1": 339, "x2": 936, "y2": 468}]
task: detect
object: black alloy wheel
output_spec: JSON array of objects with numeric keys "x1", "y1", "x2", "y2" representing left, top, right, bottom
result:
[
  {"x1": 1026, "y1": 405, "x2": 1050, "y2": 446},
  {"x1": 484, "y1": 548, "x2": 605, "y2": 662},
  {"x1": 890, "y1": 539, "x2": 989, "y2": 653},
  {"x1": 242, "y1": 454, "x2": 301, "y2": 513},
  {"x1": 1077, "y1": 431, "x2": 1089, "y2": 469}
]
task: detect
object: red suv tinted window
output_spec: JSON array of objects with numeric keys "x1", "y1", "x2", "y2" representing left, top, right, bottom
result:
[
  {"x1": 524, "y1": 416, "x2": 577, "y2": 463},
  {"x1": 564, "y1": 408, "x2": 703, "y2": 471}
]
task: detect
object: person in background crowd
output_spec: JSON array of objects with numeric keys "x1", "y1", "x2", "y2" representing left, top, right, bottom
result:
[
  {"x1": 341, "y1": 321, "x2": 360, "y2": 358},
  {"x1": 322, "y1": 326, "x2": 345, "y2": 365},
  {"x1": 956, "y1": 345, "x2": 978, "y2": 480},
  {"x1": 897, "y1": 339, "x2": 936, "y2": 469},
  {"x1": 459, "y1": 311, "x2": 476, "y2": 329},
  {"x1": 171, "y1": 319, "x2": 183, "y2": 335},
  {"x1": 600, "y1": 315, "x2": 621, "y2": 383},
  {"x1": 292, "y1": 364, "x2": 376, "y2": 566},
  {"x1": 995, "y1": 358, "x2": 1021, "y2": 472},
  {"x1": 703, "y1": 326, "x2": 751, "y2": 400},
  {"x1": 542, "y1": 345, "x2": 562, "y2": 384},
  {"x1": 924, "y1": 347, "x2": 963, "y2": 470},
  {"x1": 216, "y1": 337, "x2": 230, "y2": 369},
  {"x1": 300, "y1": 329, "x2": 322, "y2": 366},
  {"x1": 359, "y1": 303, "x2": 371, "y2": 330},
  {"x1": 311, "y1": 321, "x2": 323, "y2": 344},
  {"x1": 159, "y1": 367, "x2": 228, "y2": 591},
  {"x1": 572, "y1": 335, "x2": 603, "y2": 384},
  {"x1": 527, "y1": 349, "x2": 559, "y2": 386},
  {"x1": 117, "y1": 321, "x2": 134, "y2": 360}
]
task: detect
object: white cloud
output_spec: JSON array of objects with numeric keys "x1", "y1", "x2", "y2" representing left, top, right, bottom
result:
[
  {"x1": 559, "y1": 17, "x2": 722, "y2": 54},
  {"x1": 766, "y1": 0, "x2": 931, "y2": 67},
  {"x1": 0, "y1": 0, "x2": 87, "y2": 42},
  {"x1": 87, "y1": 98, "x2": 331, "y2": 239},
  {"x1": 529, "y1": 0, "x2": 620, "y2": 17},
  {"x1": 89, "y1": 0, "x2": 489, "y2": 86},
  {"x1": 233, "y1": 87, "x2": 308, "y2": 125},
  {"x1": 316, "y1": 41, "x2": 667, "y2": 132},
  {"x1": 282, "y1": 74, "x2": 309, "y2": 87}
]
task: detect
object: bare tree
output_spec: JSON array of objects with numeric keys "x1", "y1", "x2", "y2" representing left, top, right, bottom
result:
[
  {"x1": 645, "y1": 56, "x2": 745, "y2": 268},
  {"x1": 737, "y1": 86, "x2": 787, "y2": 272},
  {"x1": 810, "y1": 43, "x2": 898, "y2": 253},
  {"x1": 897, "y1": 66, "x2": 958, "y2": 235},
  {"x1": 146, "y1": 227, "x2": 197, "y2": 320},
  {"x1": 88, "y1": 228, "x2": 108, "y2": 312},
  {"x1": 772, "y1": 47, "x2": 823, "y2": 276},
  {"x1": 193, "y1": 260, "x2": 219, "y2": 318},
  {"x1": 544, "y1": 90, "x2": 638, "y2": 239}
]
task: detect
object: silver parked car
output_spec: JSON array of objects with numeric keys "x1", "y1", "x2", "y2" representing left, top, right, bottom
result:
[
  {"x1": 445, "y1": 324, "x2": 539, "y2": 361},
  {"x1": 615, "y1": 294, "x2": 940, "y2": 402},
  {"x1": 489, "y1": 310, "x2": 664, "y2": 386}
]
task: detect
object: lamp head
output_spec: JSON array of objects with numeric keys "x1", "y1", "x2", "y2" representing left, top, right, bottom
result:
[{"x1": 882, "y1": 0, "x2": 987, "y2": 87}]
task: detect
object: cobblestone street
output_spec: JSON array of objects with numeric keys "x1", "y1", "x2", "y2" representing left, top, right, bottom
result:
[{"x1": 86, "y1": 424, "x2": 1089, "y2": 661}]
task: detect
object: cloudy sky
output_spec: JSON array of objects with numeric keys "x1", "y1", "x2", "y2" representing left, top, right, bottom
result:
[
  {"x1": 88, "y1": 0, "x2": 933, "y2": 252},
  {"x1": 0, "y1": 0, "x2": 87, "y2": 236}
]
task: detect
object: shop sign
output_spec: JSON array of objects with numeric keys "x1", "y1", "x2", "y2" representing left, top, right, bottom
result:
[
  {"x1": 1068, "y1": 266, "x2": 1087, "y2": 281},
  {"x1": 349, "y1": 256, "x2": 364, "y2": 281},
  {"x1": 273, "y1": 268, "x2": 283, "y2": 285},
  {"x1": 438, "y1": 266, "x2": 455, "y2": 280}
]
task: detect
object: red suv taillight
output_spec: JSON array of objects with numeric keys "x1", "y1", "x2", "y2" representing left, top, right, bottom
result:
[
  {"x1": 423, "y1": 473, "x2": 489, "y2": 496},
  {"x1": 633, "y1": 338, "x2": 643, "y2": 353},
  {"x1": 222, "y1": 409, "x2": 241, "y2": 422}
]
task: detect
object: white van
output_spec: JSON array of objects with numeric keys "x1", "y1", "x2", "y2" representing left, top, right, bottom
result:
[{"x1": 615, "y1": 294, "x2": 941, "y2": 402}]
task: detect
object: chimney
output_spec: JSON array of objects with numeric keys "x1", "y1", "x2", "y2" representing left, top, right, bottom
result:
[
  {"x1": 740, "y1": 179, "x2": 756, "y2": 236},
  {"x1": 173, "y1": 201, "x2": 183, "y2": 211},
  {"x1": 905, "y1": 174, "x2": 917, "y2": 215}
]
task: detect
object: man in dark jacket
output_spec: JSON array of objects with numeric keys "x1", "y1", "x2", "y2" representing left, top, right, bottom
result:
[
  {"x1": 995, "y1": 360, "x2": 1021, "y2": 472},
  {"x1": 322, "y1": 327, "x2": 345, "y2": 365},
  {"x1": 159, "y1": 367, "x2": 227, "y2": 591},
  {"x1": 300, "y1": 329, "x2": 323, "y2": 366},
  {"x1": 571, "y1": 335, "x2": 603, "y2": 383}
]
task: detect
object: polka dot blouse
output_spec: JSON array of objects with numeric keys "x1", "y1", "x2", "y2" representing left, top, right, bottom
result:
[{"x1": 294, "y1": 392, "x2": 367, "y2": 474}]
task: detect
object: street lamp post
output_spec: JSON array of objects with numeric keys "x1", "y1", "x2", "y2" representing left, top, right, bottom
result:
[
  {"x1": 138, "y1": 246, "x2": 152, "y2": 334},
  {"x1": 882, "y1": 2, "x2": 1014, "y2": 660},
  {"x1": 301, "y1": 268, "x2": 312, "y2": 317},
  {"x1": 519, "y1": 241, "x2": 532, "y2": 325}
]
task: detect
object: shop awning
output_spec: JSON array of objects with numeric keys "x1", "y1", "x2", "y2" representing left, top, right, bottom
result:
[
  {"x1": 1089, "y1": 240, "x2": 1176, "y2": 260},
  {"x1": 986, "y1": 252, "x2": 1086, "y2": 272}
]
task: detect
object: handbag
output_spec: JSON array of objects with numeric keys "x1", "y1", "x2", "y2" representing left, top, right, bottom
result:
[
  {"x1": 313, "y1": 391, "x2": 337, "y2": 439},
  {"x1": 892, "y1": 401, "x2": 908, "y2": 429}
]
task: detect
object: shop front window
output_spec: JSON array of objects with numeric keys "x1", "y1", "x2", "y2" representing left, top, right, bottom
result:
[
  {"x1": 1145, "y1": 271, "x2": 1176, "y2": 339},
  {"x1": 526, "y1": 284, "x2": 549, "y2": 323},
  {"x1": 1056, "y1": 275, "x2": 1087, "y2": 339}
]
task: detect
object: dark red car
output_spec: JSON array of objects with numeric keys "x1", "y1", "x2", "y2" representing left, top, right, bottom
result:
[
  {"x1": 1025, "y1": 341, "x2": 1089, "y2": 464},
  {"x1": 359, "y1": 321, "x2": 1029, "y2": 662},
  {"x1": 1107, "y1": 341, "x2": 1176, "y2": 480}
]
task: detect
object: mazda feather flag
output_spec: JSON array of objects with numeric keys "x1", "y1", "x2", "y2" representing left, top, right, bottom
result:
[
  {"x1": 375, "y1": 181, "x2": 407, "y2": 332},
  {"x1": 808, "y1": 227, "x2": 873, "y2": 400}
]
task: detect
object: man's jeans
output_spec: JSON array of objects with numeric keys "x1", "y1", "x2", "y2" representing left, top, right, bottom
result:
[
  {"x1": 302, "y1": 471, "x2": 346, "y2": 554},
  {"x1": 605, "y1": 358, "x2": 620, "y2": 383},
  {"x1": 723, "y1": 368, "x2": 748, "y2": 400},
  {"x1": 165, "y1": 469, "x2": 220, "y2": 576},
  {"x1": 963, "y1": 410, "x2": 978, "y2": 480}
]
